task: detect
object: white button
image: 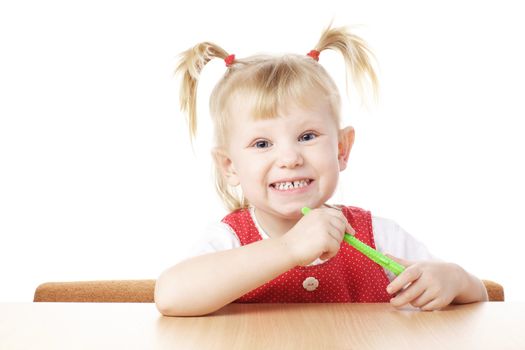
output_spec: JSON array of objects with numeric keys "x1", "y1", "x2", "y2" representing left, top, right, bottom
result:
[{"x1": 302, "y1": 277, "x2": 319, "y2": 291}]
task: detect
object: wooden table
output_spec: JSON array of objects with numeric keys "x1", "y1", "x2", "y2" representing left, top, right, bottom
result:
[{"x1": 0, "y1": 302, "x2": 523, "y2": 349}]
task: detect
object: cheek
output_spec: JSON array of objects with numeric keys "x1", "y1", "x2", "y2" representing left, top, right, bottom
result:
[
  {"x1": 236, "y1": 161, "x2": 269, "y2": 204},
  {"x1": 236, "y1": 156, "x2": 268, "y2": 187},
  {"x1": 309, "y1": 147, "x2": 340, "y2": 187},
  {"x1": 321, "y1": 162, "x2": 340, "y2": 186},
  {"x1": 311, "y1": 145, "x2": 340, "y2": 170}
]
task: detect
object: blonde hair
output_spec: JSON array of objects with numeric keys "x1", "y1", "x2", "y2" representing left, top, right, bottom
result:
[{"x1": 176, "y1": 24, "x2": 378, "y2": 211}]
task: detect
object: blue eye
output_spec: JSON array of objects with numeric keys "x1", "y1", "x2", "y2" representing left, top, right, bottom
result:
[
  {"x1": 253, "y1": 140, "x2": 271, "y2": 148},
  {"x1": 299, "y1": 132, "x2": 317, "y2": 142}
]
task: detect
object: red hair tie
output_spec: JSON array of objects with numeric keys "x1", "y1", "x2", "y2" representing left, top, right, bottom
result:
[
  {"x1": 307, "y1": 50, "x2": 320, "y2": 61},
  {"x1": 224, "y1": 54, "x2": 235, "y2": 67}
]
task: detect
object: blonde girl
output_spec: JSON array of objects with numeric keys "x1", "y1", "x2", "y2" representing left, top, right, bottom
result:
[{"x1": 155, "y1": 24, "x2": 488, "y2": 316}]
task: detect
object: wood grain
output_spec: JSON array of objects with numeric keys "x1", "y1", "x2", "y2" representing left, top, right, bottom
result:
[{"x1": 1, "y1": 302, "x2": 522, "y2": 349}]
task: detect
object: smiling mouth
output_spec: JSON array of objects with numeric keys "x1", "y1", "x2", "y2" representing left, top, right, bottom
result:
[{"x1": 269, "y1": 179, "x2": 313, "y2": 191}]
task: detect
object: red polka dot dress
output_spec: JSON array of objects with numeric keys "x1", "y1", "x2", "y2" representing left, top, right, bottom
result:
[{"x1": 222, "y1": 206, "x2": 392, "y2": 303}]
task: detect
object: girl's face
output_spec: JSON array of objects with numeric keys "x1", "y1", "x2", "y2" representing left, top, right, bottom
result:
[{"x1": 215, "y1": 98, "x2": 353, "y2": 220}]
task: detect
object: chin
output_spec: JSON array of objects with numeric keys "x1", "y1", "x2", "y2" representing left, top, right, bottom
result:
[
  {"x1": 279, "y1": 210, "x2": 303, "y2": 220},
  {"x1": 271, "y1": 204, "x2": 308, "y2": 219}
]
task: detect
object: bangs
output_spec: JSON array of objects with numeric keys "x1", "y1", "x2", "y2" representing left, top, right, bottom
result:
[{"x1": 224, "y1": 55, "x2": 340, "y2": 121}]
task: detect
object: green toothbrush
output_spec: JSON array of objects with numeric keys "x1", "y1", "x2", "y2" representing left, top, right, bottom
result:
[{"x1": 301, "y1": 206, "x2": 406, "y2": 276}]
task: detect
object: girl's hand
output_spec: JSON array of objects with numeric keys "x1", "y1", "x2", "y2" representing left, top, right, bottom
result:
[
  {"x1": 283, "y1": 207, "x2": 355, "y2": 267},
  {"x1": 385, "y1": 255, "x2": 467, "y2": 311}
]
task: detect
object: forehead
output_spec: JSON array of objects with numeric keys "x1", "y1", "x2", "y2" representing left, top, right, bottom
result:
[{"x1": 229, "y1": 95, "x2": 338, "y2": 132}]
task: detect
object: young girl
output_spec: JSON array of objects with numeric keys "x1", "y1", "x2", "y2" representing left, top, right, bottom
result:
[{"x1": 155, "y1": 25, "x2": 488, "y2": 316}]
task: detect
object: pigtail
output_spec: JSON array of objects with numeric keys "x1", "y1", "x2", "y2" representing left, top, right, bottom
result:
[
  {"x1": 176, "y1": 42, "x2": 229, "y2": 140},
  {"x1": 313, "y1": 24, "x2": 379, "y2": 101}
]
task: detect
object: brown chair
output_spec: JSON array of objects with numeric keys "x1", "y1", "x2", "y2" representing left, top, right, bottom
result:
[
  {"x1": 482, "y1": 279, "x2": 504, "y2": 302},
  {"x1": 33, "y1": 279, "x2": 505, "y2": 303},
  {"x1": 34, "y1": 280, "x2": 156, "y2": 303}
]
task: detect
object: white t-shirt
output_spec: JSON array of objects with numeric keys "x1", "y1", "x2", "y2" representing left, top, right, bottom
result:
[{"x1": 186, "y1": 206, "x2": 439, "y2": 281}]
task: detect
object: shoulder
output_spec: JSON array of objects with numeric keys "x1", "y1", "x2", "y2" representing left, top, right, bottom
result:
[
  {"x1": 183, "y1": 221, "x2": 241, "y2": 259},
  {"x1": 221, "y1": 208, "x2": 251, "y2": 227},
  {"x1": 371, "y1": 215, "x2": 440, "y2": 262},
  {"x1": 339, "y1": 205, "x2": 372, "y2": 225},
  {"x1": 340, "y1": 205, "x2": 370, "y2": 217}
]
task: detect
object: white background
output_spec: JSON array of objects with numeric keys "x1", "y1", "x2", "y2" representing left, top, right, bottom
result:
[{"x1": 0, "y1": 0, "x2": 523, "y2": 302}]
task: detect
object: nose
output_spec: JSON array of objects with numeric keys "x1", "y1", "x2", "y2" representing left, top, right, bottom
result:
[{"x1": 276, "y1": 144, "x2": 303, "y2": 169}]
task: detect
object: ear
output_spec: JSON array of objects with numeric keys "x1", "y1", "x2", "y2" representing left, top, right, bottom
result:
[
  {"x1": 211, "y1": 147, "x2": 240, "y2": 186},
  {"x1": 338, "y1": 126, "x2": 355, "y2": 171}
]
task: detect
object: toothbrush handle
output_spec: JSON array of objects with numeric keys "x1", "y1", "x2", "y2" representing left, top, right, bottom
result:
[
  {"x1": 301, "y1": 207, "x2": 406, "y2": 276},
  {"x1": 343, "y1": 234, "x2": 405, "y2": 276}
]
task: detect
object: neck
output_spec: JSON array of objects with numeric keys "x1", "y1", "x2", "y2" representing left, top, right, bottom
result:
[{"x1": 253, "y1": 207, "x2": 301, "y2": 238}]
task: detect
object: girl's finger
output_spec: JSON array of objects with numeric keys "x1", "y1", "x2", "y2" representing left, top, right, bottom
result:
[
  {"x1": 345, "y1": 222, "x2": 355, "y2": 235},
  {"x1": 420, "y1": 297, "x2": 444, "y2": 311},
  {"x1": 410, "y1": 288, "x2": 435, "y2": 308},
  {"x1": 385, "y1": 254, "x2": 413, "y2": 267},
  {"x1": 386, "y1": 265, "x2": 422, "y2": 295},
  {"x1": 319, "y1": 236, "x2": 340, "y2": 260},
  {"x1": 328, "y1": 227, "x2": 343, "y2": 244},
  {"x1": 324, "y1": 208, "x2": 356, "y2": 235},
  {"x1": 328, "y1": 217, "x2": 345, "y2": 233},
  {"x1": 389, "y1": 280, "x2": 426, "y2": 308}
]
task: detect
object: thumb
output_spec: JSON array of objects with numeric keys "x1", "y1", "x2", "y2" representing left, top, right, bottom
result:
[
  {"x1": 345, "y1": 223, "x2": 356, "y2": 236},
  {"x1": 385, "y1": 253, "x2": 413, "y2": 268}
]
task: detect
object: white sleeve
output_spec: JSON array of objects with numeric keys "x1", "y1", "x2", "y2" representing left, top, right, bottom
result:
[
  {"x1": 372, "y1": 215, "x2": 441, "y2": 281},
  {"x1": 183, "y1": 222, "x2": 241, "y2": 259}
]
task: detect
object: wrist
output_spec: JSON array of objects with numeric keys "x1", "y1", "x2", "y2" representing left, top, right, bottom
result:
[
  {"x1": 276, "y1": 234, "x2": 301, "y2": 268},
  {"x1": 452, "y1": 263, "x2": 487, "y2": 304},
  {"x1": 453, "y1": 263, "x2": 469, "y2": 298}
]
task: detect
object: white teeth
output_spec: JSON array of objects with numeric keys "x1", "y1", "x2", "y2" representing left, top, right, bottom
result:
[{"x1": 273, "y1": 179, "x2": 310, "y2": 190}]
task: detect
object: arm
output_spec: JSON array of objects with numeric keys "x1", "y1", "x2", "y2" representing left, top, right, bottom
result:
[
  {"x1": 155, "y1": 207, "x2": 352, "y2": 316},
  {"x1": 155, "y1": 236, "x2": 296, "y2": 316}
]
